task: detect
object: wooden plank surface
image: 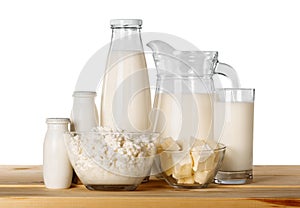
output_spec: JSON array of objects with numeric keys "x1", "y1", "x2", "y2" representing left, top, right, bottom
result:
[{"x1": 0, "y1": 165, "x2": 300, "y2": 208}]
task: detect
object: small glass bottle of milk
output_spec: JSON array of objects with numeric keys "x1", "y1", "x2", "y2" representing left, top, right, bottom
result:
[
  {"x1": 100, "y1": 19, "x2": 151, "y2": 132},
  {"x1": 43, "y1": 118, "x2": 73, "y2": 189},
  {"x1": 71, "y1": 91, "x2": 99, "y2": 132}
]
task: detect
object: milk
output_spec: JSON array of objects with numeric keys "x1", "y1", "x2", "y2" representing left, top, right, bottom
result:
[
  {"x1": 152, "y1": 93, "x2": 214, "y2": 144},
  {"x1": 43, "y1": 118, "x2": 73, "y2": 189},
  {"x1": 101, "y1": 51, "x2": 151, "y2": 131},
  {"x1": 71, "y1": 91, "x2": 99, "y2": 132},
  {"x1": 214, "y1": 102, "x2": 254, "y2": 171}
]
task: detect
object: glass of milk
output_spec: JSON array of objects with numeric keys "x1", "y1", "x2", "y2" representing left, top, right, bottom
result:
[{"x1": 214, "y1": 88, "x2": 255, "y2": 184}]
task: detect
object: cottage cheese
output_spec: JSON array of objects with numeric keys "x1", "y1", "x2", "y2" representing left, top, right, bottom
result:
[{"x1": 65, "y1": 128, "x2": 156, "y2": 185}]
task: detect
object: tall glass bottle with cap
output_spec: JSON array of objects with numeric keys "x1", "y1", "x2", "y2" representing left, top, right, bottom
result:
[{"x1": 101, "y1": 19, "x2": 151, "y2": 132}]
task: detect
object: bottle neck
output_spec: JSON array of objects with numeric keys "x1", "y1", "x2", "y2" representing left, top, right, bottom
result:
[{"x1": 110, "y1": 27, "x2": 143, "y2": 51}]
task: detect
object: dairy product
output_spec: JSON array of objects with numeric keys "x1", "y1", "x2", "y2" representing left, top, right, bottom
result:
[
  {"x1": 64, "y1": 129, "x2": 156, "y2": 186},
  {"x1": 160, "y1": 137, "x2": 181, "y2": 151},
  {"x1": 71, "y1": 91, "x2": 99, "y2": 132},
  {"x1": 153, "y1": 93, "x2": 213, "y2": 142},
  {"x1": 43, "y1": 118, "x2": 73, "y2": 189},
  {"x1": 159, "y1": 138, "x2": 223, "y2": 185},
  {"x1": 151, "y1": 92, "x2": 214, "y2": 176},
  {"x1": 214, "y1": 102, "x2": 254, "y2": 171},
  {"x1": 101, "y1": 51, "x2": 151, "y2": 131}
]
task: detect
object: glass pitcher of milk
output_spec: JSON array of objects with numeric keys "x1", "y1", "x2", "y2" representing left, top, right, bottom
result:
[
  {"x1": 147, "y1": 40, "x2": 240, "y2": 148},
  {"x1": 101, "y1": 19, "x2": 151, "y2": 132}
]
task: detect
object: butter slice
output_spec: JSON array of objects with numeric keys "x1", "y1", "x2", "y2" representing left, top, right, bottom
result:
[
  {"x1": 194, "y1": 170, "x2": 211, "y2": 184},
  {"x1": 204, "y1": 154, "x2": 216, "y2": 170},
  {"x1": 191, "y1": 152, "x2": 198, "y2": 171},
  {"x1": 177, "y1": 176, "x2": 194, "y2": 184},
  {"x1": 192, "y1": 151, "x2": 217, "y2": 172},
  {"x1": 173, "y1": 154, "x2": 192, "y2": 179},
  {"x1": 190, "y1": 138, "x2": 206, "y2": 151},
  {"x1": 160, "y1": 137, "x2": 181, "y2": 151},
  {"x1": 160, "y1": 151, "x2": 176, "y2": 174}
]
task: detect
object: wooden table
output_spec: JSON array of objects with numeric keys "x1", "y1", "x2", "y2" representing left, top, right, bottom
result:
[{"x1": 0, "y1": 165, "x2": 300, "y2": 208}]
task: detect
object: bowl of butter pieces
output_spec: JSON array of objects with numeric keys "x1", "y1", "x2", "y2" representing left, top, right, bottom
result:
[{"x1": 159, "y1": 137, "x2": 226, "y2": 189}]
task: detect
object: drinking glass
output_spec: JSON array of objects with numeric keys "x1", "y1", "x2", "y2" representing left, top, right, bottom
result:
[{"x1": 214, "y1": 88, "x2": 255, "y2": 184}]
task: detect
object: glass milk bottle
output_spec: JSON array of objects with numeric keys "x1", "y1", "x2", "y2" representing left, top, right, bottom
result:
[
  {"x1": 43, "y1": 118, "x2": 73, "y2": 189},
  {"x1": 101, "y1": 19, "x2": 151, "y2": 131},
  {"x1": 71, "y1": 91, "x2": 99, "y2": 132}
]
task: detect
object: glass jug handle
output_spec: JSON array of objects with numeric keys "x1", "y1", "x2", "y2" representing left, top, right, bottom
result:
[{"x1": 214, "y1": 62, "x2": 240, "y2": 88}]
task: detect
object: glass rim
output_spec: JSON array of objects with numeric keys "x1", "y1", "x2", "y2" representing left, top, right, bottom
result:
[
  {"x1": 66, "y1": 131, "x2": 159, "y2": 137},
  {"x1": 215, "y1": 88, "x2": 255, "y2": 92},
  {"x1": 157, "y1": 74, "x2": 214, "y2": 79},
  {"x1": 162, "y1": 143, "x2": 226, "y2": 153}
]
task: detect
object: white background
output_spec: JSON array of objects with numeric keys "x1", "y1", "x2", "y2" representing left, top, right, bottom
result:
[{"x1": 0, "y1": 0, "x2": 299, "y2": 165}]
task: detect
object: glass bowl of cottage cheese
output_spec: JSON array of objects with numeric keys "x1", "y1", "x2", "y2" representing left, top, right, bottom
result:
[
  {"x1": 64, "y1": 130, "x2": 158, "y2": 191},
  {"x1": 158, "y1": 137, "x2": 226, "y2": 189}
]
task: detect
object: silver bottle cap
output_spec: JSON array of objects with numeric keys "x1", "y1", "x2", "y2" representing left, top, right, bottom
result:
[{"x1": 110, "y1": 19, "x2": 142, "y2": 28}]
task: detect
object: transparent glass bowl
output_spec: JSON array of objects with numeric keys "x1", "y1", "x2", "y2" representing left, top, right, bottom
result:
[
  {"x1": 64, "y1": 131, "x2": 158, "y2": 191},
  {"x1": 159, "y1": 143, "x2": 226, "y2": 189}
]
